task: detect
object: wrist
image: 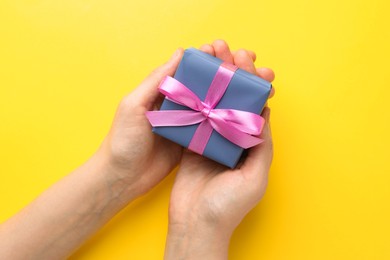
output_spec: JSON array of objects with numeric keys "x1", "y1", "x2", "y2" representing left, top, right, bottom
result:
[
  {"x1": 91, "y1": 145, "x2": 141, "y2": 204},
  {"x1": 165, "y1": 221, "x2": 232, "y2": 260}
]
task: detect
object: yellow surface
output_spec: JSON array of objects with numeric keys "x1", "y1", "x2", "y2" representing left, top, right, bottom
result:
[{"x1": 1, "y1": 0, "x2": 389, "y2": 259}]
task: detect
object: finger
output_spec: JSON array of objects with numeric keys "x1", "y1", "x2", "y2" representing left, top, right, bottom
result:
[
  {"x1": 246, "y1": 50, "x2": 257, "y2": 61},
  {"x1": 248, "y1": 50, "x2": 257, "y2": 62},
  {"x1": 199, "y1": 44, "x2": 215, "y2": 56},
  {"x1": 232, "y1": 50, "x2": 256, "y2": 62},
  {"x1": 153, "y1": 93, "x2": 166, "y2": 110},
  {"x1": 256, "y1": 67, "x2": 276, "y2": 98},
  {"x1": 256, "y1": 67, "x2": 275, "y2": 82},
  {"x1": 233, "y1": 49, "x2": 256, "y2": 74},
  {"x1": 269, "y1": 88, "x2": 276, "y2": 98},
  {"x1": 212, "y1": 39, "x2": 234, "y2": 63},
  {"x1": 241, "y1": 107, "x2": 273, "y2": 178},
  {"x1": 133, "y1": 48, "x2": 184, "y2": 108}
]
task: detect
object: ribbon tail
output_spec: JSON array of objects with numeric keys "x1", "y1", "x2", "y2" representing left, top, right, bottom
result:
[
  {"x1": 209, "y1": 118, "x2": 264, "y2": 149},
  {"x1": 212, "y1": 109, "x2": 265, "y2": 135}
]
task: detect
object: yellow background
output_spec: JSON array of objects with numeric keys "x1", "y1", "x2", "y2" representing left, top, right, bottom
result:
[{"x1": 1, "y1": 0, "x2": 389, "y2": 259}]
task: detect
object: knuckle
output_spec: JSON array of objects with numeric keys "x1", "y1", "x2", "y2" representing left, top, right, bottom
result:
[
  {"x1": 236, "y1": 49, "x2": 250, "y2": 58},
  {"x1": 118, "y1": 94, "x2": 138, "y2": 112}
]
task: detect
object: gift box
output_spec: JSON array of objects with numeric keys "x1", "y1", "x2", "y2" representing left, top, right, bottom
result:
[{"x1": 146, "y1": 48, "x2": 272, "y2": 168}]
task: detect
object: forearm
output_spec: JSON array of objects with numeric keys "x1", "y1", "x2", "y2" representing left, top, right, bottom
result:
[
  {"x1": 0, "y1": 147, "x2": 138, "y2": 259},
  {"x1": 164, "y1": 222, "x2": 232, "y2": 260}
]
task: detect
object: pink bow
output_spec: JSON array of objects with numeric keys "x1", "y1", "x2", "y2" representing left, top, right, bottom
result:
[{"x1": 146, "y1": 63, "x2": 265, "y2": 155}]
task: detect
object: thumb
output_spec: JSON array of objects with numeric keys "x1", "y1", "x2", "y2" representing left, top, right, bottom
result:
[
  {"x1": 241, "y1": 107, "x2": 273, "y2": 177},
  {"x1": 133, "y1": 48, "x2": 184, "y2": 108}
]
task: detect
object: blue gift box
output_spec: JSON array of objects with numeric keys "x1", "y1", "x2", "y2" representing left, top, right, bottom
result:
[{"x1": 152, "y1": 48, "x2": 272, "y2": 168}]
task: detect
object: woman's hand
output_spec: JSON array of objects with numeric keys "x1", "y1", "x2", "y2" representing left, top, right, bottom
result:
[
  {"x1": 98, "y1": 48, "x2": 185, "y2": 197},
  {"x1": 0, "y1": 48, "x2": 187, "y2": 260},
  {"x1": 165, "y1": 40, "x2": 275, "y2": 260}
]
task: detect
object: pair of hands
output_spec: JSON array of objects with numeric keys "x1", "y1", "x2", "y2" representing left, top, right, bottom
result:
[
  {"x1": 100, "y1": 40, "x2": 275, "y2": 257},
  {"x1": 0, "y1": 40, "x2": 274, "y2": 260}
]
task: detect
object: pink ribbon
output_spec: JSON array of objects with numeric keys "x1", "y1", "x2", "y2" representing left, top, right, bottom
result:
[{"x1": 146, "y1": 62, "x2": 265, "y2": 155}]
